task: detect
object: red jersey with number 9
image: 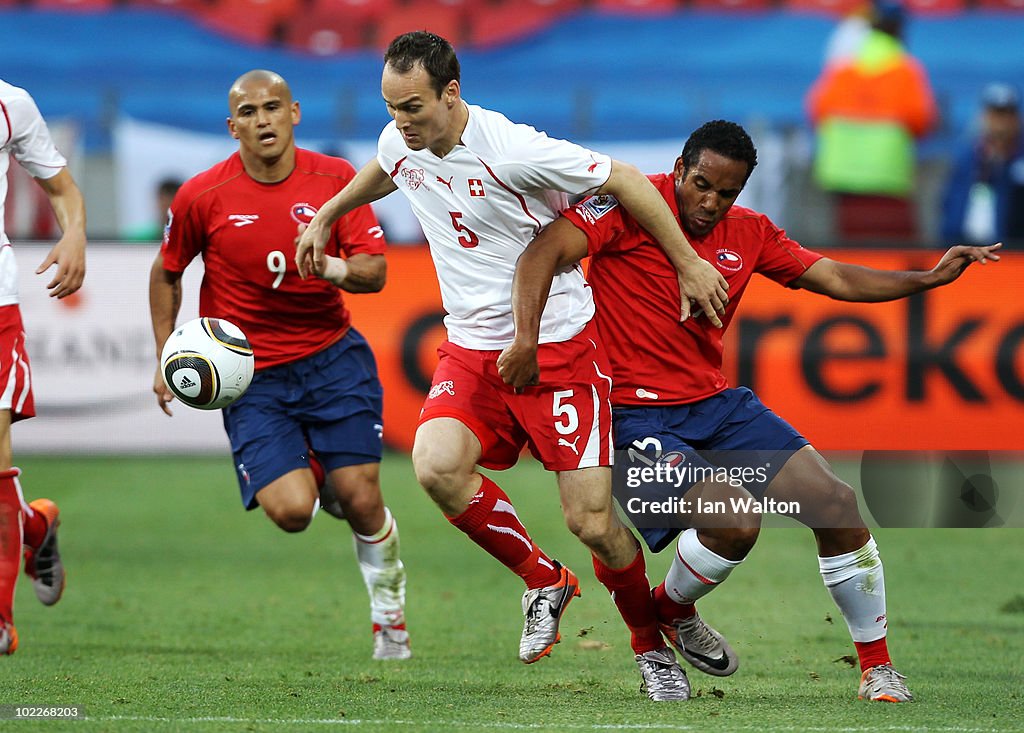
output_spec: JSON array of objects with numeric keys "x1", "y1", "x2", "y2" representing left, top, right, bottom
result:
[{"x1": 161, "y1": 149, "x2": 385, "y2": 369}]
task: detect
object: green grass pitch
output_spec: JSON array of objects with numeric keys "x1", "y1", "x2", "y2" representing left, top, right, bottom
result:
[{"x1": 2, "y1": 453, "x2": 1022, "y2": 732}]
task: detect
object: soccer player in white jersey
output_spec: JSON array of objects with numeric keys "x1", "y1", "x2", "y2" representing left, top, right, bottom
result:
[
  {"x1": 295, "y1": 31, "x2": 729, "y2": 701},
  {"x1": 0, "y1": 79, "x2": 86, "y2": 655}
]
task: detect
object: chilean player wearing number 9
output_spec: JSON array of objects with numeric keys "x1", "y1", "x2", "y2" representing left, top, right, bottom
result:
[
  {"x1": 293, "y1": 32, "x2": 739, "y2": 700},
  {"x1": 504, "y1": 119, "x2": 1002, "y2": 703},
  {"x1": 149, "y1": 70, "x2": 410, "y2": 660}
]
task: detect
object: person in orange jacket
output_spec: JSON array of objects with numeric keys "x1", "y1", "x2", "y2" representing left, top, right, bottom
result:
[{"x1": 807, "y1": 0, "x2": 937, "y2": 243}]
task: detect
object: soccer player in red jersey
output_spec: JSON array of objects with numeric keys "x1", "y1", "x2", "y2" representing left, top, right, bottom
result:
[
  {"x1": 0, "y1": 78, "x2": 85, "y2": 655},
  {"x1": 501, "y1": 120, "x2": 1001, "y2": 702},
  {"x1": 149, "y1": 70, "x2": 410, "y2": 660}
]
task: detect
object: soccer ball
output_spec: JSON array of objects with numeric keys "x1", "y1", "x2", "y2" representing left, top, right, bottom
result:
[{"x1": 160, "y1": 317, "x2": 255, "y2": 410}]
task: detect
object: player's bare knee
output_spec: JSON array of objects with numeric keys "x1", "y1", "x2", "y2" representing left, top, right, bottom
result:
[
  {"x1": 563, "y1": 506, "x2": 615, "y2": 551},
  {"x1": 702, "y1": 525, "x2": 758, "y2": 559},
  {"x1": 412, "y1": 453, "x2": 472, "y2": 510},
  {"x1": 337, "y1": 485, "x2": 383, "y2": 524},
  {"x1": 817, "y1": 478, "x2": 864, "y2": 528},
  {"x1": 266, "y1": 504, "x2": 314, "y2": 533}
]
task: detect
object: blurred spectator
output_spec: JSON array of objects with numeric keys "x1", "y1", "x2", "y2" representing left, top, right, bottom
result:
[
  {"x1": 823, "y1": 0, "x2": 873, "y2": 66},
  {"x1": 124, "y1": 177, "x2": 182, "y2": 242},
  {"x1": 940, "y1": 82, "x2": 1024, "y2": 247},
  {"x1": 806, "y1": 0, "x2": 937, "y2": 243}
]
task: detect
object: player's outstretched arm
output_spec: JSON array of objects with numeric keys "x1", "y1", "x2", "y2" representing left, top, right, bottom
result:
[
  {"x1": 295, "y1": 159, "x2": 397, "y2": 279},
  {"x1": 149, "y1": 253, "x2": 184, "y2": 416},
  {"x1": 317, "y1": 252, "x2": 386, "y2": 293},
  {"x1": 794, "y1": 243, "x2": 1002, "y2": 302},
  {"x1": 34, "y1": 168, "x2": 87, "y2": 299},
  {"x1": 498, "y1": 218, "x2": 589, "y2": 391},
  {"x1": 597, "y1": 160, "x2": 728, "y2": 326}
]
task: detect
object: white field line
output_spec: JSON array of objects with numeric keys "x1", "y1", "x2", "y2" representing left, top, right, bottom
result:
[{"x1": 93, "y1": 717, "x2": 1020, "y2": 732}]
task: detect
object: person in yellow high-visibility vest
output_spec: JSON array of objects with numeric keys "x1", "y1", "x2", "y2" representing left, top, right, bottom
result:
[{"x1": 807, "y1": 0, "x2": 937, "y2": 243}]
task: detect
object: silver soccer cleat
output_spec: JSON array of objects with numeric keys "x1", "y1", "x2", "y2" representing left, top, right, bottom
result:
[
  {"x1": 858, "y1": 664, "x2": 914, "y2": 702},
  {"x1": 519, "y1": 562, "x2": 580, "y2": 664},
  {"x1": 661, "y1": 610, "x2": 738, "y2": 677},
  {"x1": 635, "y1": 646, "x2": 691, "y2": 701}
]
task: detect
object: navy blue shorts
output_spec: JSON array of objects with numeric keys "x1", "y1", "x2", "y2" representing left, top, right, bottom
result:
[
  {"x1": 613, "y1": 387, "x2": 808, "y2": 552},
  {"x1": 222, "y1": 328, "x2": 384, "y2": 510}
]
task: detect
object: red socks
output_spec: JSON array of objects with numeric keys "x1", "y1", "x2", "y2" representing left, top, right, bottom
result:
[
  {"x1": 652, "y1": 581, "x2": 696, "y2": 624},
  {"x1": 854, "y1": 637, "x2": 892, "y2": 671},
  {"x1": 448, "y1": 476, "x2": 559, "y2": 589},
  {"x1": 0, "y1": 469, "x2": 23, "y2": 624},
  {"x1": 593, "y1": 548, "x2": 664, "y2": 654}
]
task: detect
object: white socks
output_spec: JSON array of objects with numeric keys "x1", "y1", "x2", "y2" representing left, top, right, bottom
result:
[
  {"x1": 818, "y1": 536, "x2": 887, "y2": 642},
  {"x1": 664, "y1": 528, "x2": 743, "y2": 605},
  {"x1": 353, "y1": 507, "x2": 407, "y2": 628}
]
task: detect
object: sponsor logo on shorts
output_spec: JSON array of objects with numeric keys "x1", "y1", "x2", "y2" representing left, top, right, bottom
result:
[
  {"x1": 428, "y1": 380, "x2": 456, "y2": 399},
  {"x1": 557, "y1": 435, "x2": 581, "y2": 456}
]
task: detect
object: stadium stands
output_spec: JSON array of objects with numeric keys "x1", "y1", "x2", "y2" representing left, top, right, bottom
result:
[
  {"x1": 594, "y1": 0, "x2": 680, "y2": 12},
  {"x1": 31, "y1": 0, "x2": 115, "y2": 10},
  {"x1": 2, "y1": 2, "x2": 1024, "y2": 150},
  {"x1": 284, "y1": 10, "x2": 372, "y2": 54},
  {"x1": 373, "y1": 0, "x2": 469, "y2": 48},
  {"x1": 903, "y1": 0, "x2": 968, "y2": 14},
  {"x1": 195, "y1": 0, "x2": 298, "y2": 45},
  {"x1": 9, "y1": 0, "x2": 1024, "y2": 54},
  {"x1": 782, "y1": 0, "x2": 864, "y2": 14}
]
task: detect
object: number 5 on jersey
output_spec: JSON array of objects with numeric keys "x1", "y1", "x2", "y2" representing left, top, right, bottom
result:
[{"x1": 449, "y1": 211, "x2": 479, "y2": 248}]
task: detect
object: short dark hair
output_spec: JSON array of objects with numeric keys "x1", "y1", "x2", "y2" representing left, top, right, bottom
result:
[
  {"x1": 157, "y1": 178, "x2": 183, "y2": 197},
  {"x1": 680, "y1": 120, "x2": 758, "y2": 180},
  {"x1": 384, "y1": 31, "x2": 461, "y2": 98}
]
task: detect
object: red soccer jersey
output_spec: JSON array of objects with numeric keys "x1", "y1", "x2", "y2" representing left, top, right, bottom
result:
[
  {"x1": 562, "y1": 173, "x2": 824, "y2": 407},
  {"x1": 161, "y1": 149, "x2": 385, "y2": 369}
]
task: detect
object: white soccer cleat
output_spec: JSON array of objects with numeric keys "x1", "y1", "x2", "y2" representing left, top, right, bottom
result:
[
  {"x1": 858, "y1": 664, "x2": 914, "y2": 702},
  {"x1": 519, "y1": 562, "x2": 580, "y2": 664},
  {"x1": 660, "y1": 610, "x2": 738, "y2": 677},
  {"x1": 373, "y1": 624, "x2": 412, "y2": 661},
  {"x1": 635, "y1": 646, "x2": 691, "y2": 701}
]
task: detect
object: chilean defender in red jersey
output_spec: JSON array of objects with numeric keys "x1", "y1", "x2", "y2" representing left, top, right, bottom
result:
[
  {"x1": 501, "y1": 120, "x2": 1000, "y2": 702},
  {"x1": 149, "y1": 70, "x2": 410, "y2": 660}
]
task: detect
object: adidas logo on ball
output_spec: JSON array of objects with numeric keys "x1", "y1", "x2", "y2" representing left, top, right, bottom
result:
[{"x1": 160, "y1": 317, "x2": 255, "y2": 410}]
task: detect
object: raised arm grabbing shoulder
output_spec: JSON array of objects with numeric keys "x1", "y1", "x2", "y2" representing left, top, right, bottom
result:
[{"x1": 598, "y1": 160, "x2": 728, "y2": 326}]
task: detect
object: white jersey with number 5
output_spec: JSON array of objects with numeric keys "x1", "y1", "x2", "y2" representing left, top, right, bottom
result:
[
  {"x1": 377, "y1": 103, "x2": 611, "y2": 350},
  {"x1": 0, "y1": 80, "x2": 67, "y2": 305}
]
